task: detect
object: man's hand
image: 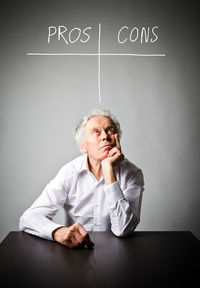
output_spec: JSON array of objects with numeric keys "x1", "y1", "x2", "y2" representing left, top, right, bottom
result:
[
  {"x1": 52, "y1": 223, "x2": 94, "y2": 249},
  {"x1": 101, "y1": 134, "x2": 124, "y2": 185}
]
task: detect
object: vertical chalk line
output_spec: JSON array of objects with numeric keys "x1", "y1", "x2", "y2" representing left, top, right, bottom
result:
[{"x1": 98, "y1": 23, "x2": 101, "y2": 103}]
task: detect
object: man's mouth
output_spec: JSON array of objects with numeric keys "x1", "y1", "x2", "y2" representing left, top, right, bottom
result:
[{"x1": 100, "y1": 144, "x2": 114, "y2": 150}]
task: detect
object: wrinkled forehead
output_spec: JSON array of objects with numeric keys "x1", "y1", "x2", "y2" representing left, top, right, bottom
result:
[{"x1": 85, "y1": 116, "x2": 114, "y2": 131}]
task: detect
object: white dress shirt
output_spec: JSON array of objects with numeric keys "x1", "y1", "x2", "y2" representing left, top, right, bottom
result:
[{"x1": 19, "y1": 154, "x2": 144, "y2": 240}]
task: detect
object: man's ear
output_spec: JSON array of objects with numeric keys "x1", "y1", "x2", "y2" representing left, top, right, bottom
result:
[{"x1": 81, "y1": 142, "x2": 88, "y2": 153}]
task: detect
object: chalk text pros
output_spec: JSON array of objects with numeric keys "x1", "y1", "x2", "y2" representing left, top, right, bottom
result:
[{"x1": 48, "y1": 26, "x2": 92, "y2": 44}]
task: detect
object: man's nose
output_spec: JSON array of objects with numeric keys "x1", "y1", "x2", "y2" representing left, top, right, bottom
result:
[{"x1": 101, "y1": 130, "x2": 110, "y2": 140}]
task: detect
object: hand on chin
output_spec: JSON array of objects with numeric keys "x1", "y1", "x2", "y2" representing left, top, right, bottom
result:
[{"x1": 100, "y1": 149, "x2": 111, "y2": 160}]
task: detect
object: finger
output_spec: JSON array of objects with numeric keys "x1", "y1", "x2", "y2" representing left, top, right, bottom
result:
[
  {"x1": 64, "y1": 240, "x2": 74, "y2": 249},
  {"x1": 78, "y1": 223, "x2": 88, "y2": 236},
  {"x1": 63, "y1": 229, "x2": 72, "y2": 242},
  {"x1": 85, "y1": 234, "x2": 94, "y2": 248},
  {"x1": 114, "y1": 153, "x2": 124, "y2": 165},
  {"x1": 62, "y1": 227, "x2": 80, "y2": 248},
  {"x1": 71, "y1": 233, "x2": 82, "y2": 248},
  {"x1": 78, "y1": 225, "x2": 94, "y2": 248},
  {"x1": 62, "y1": 230, "x2": 75, "y2": 248},
  {"x1": 109, "y1": 151, "x2": 121, "y2": 162},
  {"x1": 73, "y1": 230, "x2": 85, "y2": 246},
  {"x1": 115, "y1": 134, "x2": 121, "y2": 150},
  {"x1": 63, "y1": 236, "x2": 74, "y2": 249},
  {"x1": 108, "y1": 151, "x2": 124, "y2": 167},
  {"x1": 68, "y1": 224, "x2": 86, "y2": 247},
  {"x1": 108, "y1": 147, "x2": 118, "y2": 157}
]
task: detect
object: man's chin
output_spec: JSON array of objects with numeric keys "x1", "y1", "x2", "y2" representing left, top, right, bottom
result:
[{"x1": 100, "y1": 151, "x2": 110, "y2": 160}]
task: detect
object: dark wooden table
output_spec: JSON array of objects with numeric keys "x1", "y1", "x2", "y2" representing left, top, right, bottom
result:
[{"x1": 0, "y1": 231, "x2": 199, "y2": 287}]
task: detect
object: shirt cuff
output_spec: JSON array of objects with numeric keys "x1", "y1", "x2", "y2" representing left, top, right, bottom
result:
[
  {"x1": 104, "y1": 181, "x2": 124, "y2": 205},
  {"x1": 41, "y1": 222, "x2": 64, "y2": 241}
]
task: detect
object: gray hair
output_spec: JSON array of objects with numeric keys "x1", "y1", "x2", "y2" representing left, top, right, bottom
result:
[{"x1": 73, "y1": 109, "x2": 122, "y2": 151}]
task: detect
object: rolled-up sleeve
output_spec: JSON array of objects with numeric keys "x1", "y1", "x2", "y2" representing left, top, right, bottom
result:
[{"x1": 104, "y1": 169, "x2": 144, "y2": 237}]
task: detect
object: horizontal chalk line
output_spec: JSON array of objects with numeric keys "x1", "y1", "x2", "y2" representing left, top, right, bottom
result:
[{"x1": 27, "y1": 53, "x2": 165, "y2": 56}]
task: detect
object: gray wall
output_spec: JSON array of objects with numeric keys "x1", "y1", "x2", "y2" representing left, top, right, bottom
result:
[{"x1": 0, "y1": 0, "x2": 199, "y2": 242}]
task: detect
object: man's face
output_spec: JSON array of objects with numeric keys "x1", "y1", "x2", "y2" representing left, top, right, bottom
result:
[{"x1": 81, "y1": 117, "x2": 117, "y2": 162}]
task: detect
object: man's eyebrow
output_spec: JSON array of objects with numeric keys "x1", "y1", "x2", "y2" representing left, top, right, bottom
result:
[
  {"x1": 106, "y1": 125, "x2": 115, "y2": 129},
  {"x1": 89, "y1": 127, "x2": 100, "y2": 133},
  {"x1": 91, "y1": 127, "x2": 100, "y2": 131},
  {"x1": 89, "y1": 125, "x2": 115, "y2": 133},
  {"x1": 104, "y1": 125, "x2": 116, "y2": 132}
]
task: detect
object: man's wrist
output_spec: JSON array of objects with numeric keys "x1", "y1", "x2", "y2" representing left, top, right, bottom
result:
[
  {"x1": 102, "y1": 163, "x2": 116, "y2": 185},
  {"x1": 52, "y1": 226, "x2": 66, "y2": 241}
]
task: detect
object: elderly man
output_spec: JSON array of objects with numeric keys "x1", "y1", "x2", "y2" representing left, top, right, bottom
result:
[{"x1": 19, "y1": 109, "x2": 144, "y2": 249}]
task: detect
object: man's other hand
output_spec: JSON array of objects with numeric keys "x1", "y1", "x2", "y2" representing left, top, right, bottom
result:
[{"x1": 52, "y1": 223, "x2": 94, "y2": 249}]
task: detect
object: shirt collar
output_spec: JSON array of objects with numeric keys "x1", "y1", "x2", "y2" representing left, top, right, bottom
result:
[{"x1": 80, "y1": 153, "x2": 90, "y2": 172}]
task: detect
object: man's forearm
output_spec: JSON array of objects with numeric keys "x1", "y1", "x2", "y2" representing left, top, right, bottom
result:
[
  {"x1": 102, "y1": 163, "x2": 116, "y2": 185},
  {"x1": 103, "y1": 181, "x2": 141, "y2": 237}
]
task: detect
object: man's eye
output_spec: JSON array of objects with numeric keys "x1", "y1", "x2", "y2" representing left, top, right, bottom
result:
[{"x1": 107, "y1": 128, "x2": 115, "y2": 134}]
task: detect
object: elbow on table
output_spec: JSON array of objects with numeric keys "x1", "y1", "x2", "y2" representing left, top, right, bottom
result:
[
  {"x1": 111, "y1": 217, "x2": 140, "y2": 238},
  {"x1": 18, "y1": 212, "x2": 28, "y2": 231}
]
